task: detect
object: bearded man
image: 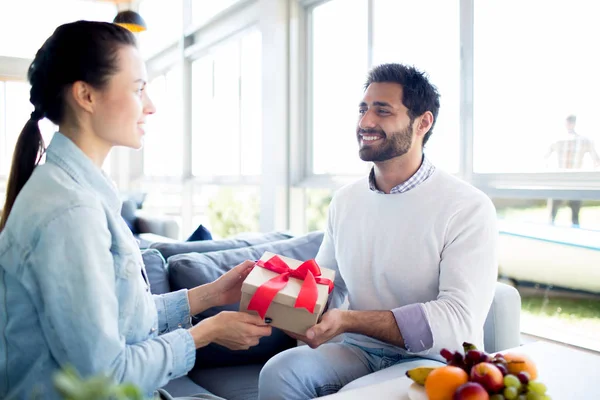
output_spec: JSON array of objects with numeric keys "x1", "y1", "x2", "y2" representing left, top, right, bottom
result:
[{"x1": 258, "y1": 63, "x2": 499, "y2": 400}]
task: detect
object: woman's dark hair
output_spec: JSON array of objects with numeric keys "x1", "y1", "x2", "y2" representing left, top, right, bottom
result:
[{"x1": 0, "y1": 21, "x2": 136, "y2": 230}]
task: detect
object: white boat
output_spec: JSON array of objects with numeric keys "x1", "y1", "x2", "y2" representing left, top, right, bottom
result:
[{"x1": 497, "y1": 220, "x2": 600, "y2": 294}]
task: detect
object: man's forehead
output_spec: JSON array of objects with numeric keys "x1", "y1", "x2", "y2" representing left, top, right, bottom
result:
[{"x1": 362, "y1": 82, "x2": 403, "y2": 106}]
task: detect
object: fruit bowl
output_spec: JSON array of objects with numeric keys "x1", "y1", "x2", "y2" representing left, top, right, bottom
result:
[{"x1": 405, "y1": 343, "x2": 551, "y2": 400}]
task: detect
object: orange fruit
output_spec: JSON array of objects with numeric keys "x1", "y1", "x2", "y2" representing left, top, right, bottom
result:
[
  {"x1": 503, "y1": 352, "x2": 538, "y2": 380},
  {"x1": 425, "y1": 365, "x2": 469, "y2": 400}
]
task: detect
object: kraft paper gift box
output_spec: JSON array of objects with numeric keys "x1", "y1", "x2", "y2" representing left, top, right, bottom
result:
[{"x1": 239, "y1": 251, "x2": 336, "y2": 335}]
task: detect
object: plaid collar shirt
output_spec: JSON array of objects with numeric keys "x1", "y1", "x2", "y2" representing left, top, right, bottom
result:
[{"x1": 368, "y1": 155, "x2": 435, "y2": 194}]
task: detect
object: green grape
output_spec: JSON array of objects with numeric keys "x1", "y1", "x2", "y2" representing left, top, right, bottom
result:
[
  {"x1": 504, "y1": 386, "x2": 519, "y2": 400},
  {"x1": 528, "y1": 381, "x2": 547, "y2": 395},
  {"x1": 490, "y1": 395, "x2": 506, "y2": 400},
  {"x1": 526, "y1": 392, "x2": 543, "y2": 400},
  {"x1": 517, "y1": 395, "x2": 527, "y2": 400},
  {"x1": 504, "y1": 374, "x2": 522, "y2": 389}
]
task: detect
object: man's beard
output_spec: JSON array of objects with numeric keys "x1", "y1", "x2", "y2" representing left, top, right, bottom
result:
[{"x1": 357, "y1": 121, "x2": 413, "y2": 162}]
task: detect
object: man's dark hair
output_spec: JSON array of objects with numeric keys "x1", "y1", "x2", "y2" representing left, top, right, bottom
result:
[
  {"x1": 364, "y1": 63, "x2": 440, "y2": 146},
  {"x1": 566, "y1": 115, "x2": 577, "y2": 124}
]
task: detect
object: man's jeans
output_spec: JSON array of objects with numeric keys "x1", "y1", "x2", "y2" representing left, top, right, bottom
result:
[{"x1": 258, "y1": 340, "x2": 422, "y2": 400}]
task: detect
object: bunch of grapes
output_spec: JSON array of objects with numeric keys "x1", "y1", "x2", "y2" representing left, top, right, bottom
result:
[
  {"x1": 499, "y1": 372, "x2": 549, "y2": 400},
  {"x1": 439, "y1": 343, "x2": 551, "y2": 400}
]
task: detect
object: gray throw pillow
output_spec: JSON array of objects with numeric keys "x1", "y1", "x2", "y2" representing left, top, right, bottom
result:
[
  {"x1": 141, "y1": 249, "x2": 170, "y2": 294},
  {"x1": 149, "y1": 231, "x2": 293, "y2": 260},
  {"x1": 167, "y1": 231, "x2": 324, "y2": 368}
]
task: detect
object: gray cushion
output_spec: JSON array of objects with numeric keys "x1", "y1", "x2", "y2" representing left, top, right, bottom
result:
[
  {"x1": 188, "y1": 364, "x2": 262, "y2": 400},
  {"x1": 141, "y1": 249, "x2": 170, "y2": 294},
  {"x1": 160, "y1": 375, "x2": 215, "y2": 397},
  {"x1": 167, "y1": 231, "x2": 324, "y2": 369},
  {"x1": 150, "y1": 231, "x2": 293, "y2": 260}
]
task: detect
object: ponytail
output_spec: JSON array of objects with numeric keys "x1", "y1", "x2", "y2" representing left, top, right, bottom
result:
[{"x1": 0, "y1": 111, "x2": 45, "y2": 231}]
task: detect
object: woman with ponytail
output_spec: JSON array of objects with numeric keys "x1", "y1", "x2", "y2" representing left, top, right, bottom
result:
[{"x1": 0, "y1": 21, "x2": 270, "y2": 400}]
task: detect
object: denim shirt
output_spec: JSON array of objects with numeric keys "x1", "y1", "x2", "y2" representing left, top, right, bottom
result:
[{"x1": 0, "y1": 133, "x2": 196, "y2": 399}]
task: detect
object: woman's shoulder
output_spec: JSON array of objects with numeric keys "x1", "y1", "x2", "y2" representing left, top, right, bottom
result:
[{"x1": 5, "y1": 163, "x2": 106, "y2": 238}]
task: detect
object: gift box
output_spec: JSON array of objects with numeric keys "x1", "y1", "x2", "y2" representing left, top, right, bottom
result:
[{"x1": 239, "y1": 251, "x2": 336, "y2": 335}]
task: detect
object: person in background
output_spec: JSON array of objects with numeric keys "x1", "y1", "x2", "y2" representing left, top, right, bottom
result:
[
  {"x1": 544, "y1": 115, "x2": 600, "y2": 227},
  {"x1": 0, "y1": 21, "x2": 271, "y2": 400}
]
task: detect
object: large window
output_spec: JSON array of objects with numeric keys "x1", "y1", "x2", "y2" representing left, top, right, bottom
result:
[
  {"x1": 191, "y1": 29, "x2": 262, "y2": 177},
  {"x1": 311, "y1": 0, "x2": 369, "y2": 176},
  {"x1": 143, "y1": 67, "x2": 184, "y2": 177},
  {"x1": 372, "y1": 0, "x2": 460, "y2": 173},
  {"x1": 138, "y1": 0, "x2": 183, "y2": 58},
  {"x1": 0, "y1": 0, "x2": 115, "y2": 58},
  {"x1": 194, "y1": 185, "x2": 260, "y2": 239},
  {"x1": 191, "y1": 0, "x2": 242, "y2": 26},
  {"x1": 310, "y1": 0, "x2": 460, "y2": 176},
  {"x1": 474, "y1": 0, "x2": 600, "y2": 173}
]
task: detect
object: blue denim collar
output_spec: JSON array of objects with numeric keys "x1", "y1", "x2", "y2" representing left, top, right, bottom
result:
[{"x1": 45, "y1": 132, "x2": 121, "y2": 213}]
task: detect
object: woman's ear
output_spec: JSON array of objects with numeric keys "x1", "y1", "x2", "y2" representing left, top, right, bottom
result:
[{"x1": 70, "y1": 81, "x2": 97, "y2": 114}]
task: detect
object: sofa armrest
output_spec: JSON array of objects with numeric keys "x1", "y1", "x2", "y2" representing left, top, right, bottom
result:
[
  {"x1": 135, "y1": 211, "x2": 180, "y2": 240},
  {"x1": 484, "y1": 282, "x2": 522, "y2": 353}
]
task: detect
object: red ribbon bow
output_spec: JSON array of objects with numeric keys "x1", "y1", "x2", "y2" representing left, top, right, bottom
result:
[{"x1": 246, "y1": 255, "x2": 334, "y2": 319}]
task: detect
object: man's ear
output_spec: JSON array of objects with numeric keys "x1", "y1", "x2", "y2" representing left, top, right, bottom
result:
[
  {"x1": 414, "y1": 111, "x2": 434, "y2": 139},
  {"x1": 70, "y1": 81, "x2": 97, "y2": 114}
]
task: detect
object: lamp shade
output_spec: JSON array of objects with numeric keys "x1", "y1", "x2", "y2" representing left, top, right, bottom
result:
[{"x1": 113, "y1": 10, "x2": 147, "y2": 32}]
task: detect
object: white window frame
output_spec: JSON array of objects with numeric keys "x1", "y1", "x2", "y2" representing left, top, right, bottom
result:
[{"x1": 292, "y1": 0, "x2": 600, "y2": 229}]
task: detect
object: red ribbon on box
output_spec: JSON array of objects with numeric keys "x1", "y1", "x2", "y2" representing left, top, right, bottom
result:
[{"x1": 246, "y1": 255, "x2": 334, "y2": 319}]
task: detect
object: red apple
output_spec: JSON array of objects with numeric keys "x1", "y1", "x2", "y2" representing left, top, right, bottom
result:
[
  {"x1": 453, "y1": 382, "x2": 490, "y2": 400},
  {"x1": 470, "y1": 362, "x2": 504, "y2": 393}
]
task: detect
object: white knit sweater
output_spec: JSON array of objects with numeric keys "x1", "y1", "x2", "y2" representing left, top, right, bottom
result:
[{"x1": 315, "y1": 169, "x2": 498, "y2": 360}]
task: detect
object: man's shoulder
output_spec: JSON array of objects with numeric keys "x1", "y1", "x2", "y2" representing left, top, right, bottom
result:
[{"x1": 430, "y1": 169, "x2": 495, "y2": 211}]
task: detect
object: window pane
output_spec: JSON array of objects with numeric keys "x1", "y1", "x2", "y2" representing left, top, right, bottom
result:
[
  {"x1": 136, "y1": 181, "x2": 184, "y2": 238},
  {"x1": 192, "y1": 39, "x2": 241, "y2": 176},
  {"x1": 372, "y1": 0, "x2": 460, "y2": 173},
  {"x1": 143, "y1": 68, "x2": 183, "y2": 177},
  {"x1": 311, "y1": 0, "x2": 369, "y2": 175},
  {"x1": 306, "y1": 188, "x2": 334, "y2": 232},
  {"x1": 240, "y1": 30, "x2": 262, "y2": 176},
  {"x1": 138, "y1": 0, "x2": 183, "y2": 58},
  {"x1": 0, "y1": 0, "x2": 115, "y2": 58},
  {"x1": 191, "y1": 55, "x2": 214, "y2": 176},
  {"x1": 474, "y1": 1, "x2": 600, "y2": 173},
  {"x1": 495, "y1": 197, "x2": 600, "y2": 351},
  {"x1": 196, "y1": 185, "x2": 260, "y2": 239},
  {"x1": 191, "y1": 0, "x2": 240, "y2": 26},
  {"x1": 192, "y1": 30, "x2": 261, "y2": 177}
]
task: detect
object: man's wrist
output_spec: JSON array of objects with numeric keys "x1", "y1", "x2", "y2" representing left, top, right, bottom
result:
[{"x1": 338, "y1": 309, "x2": 352, "y2": 333}]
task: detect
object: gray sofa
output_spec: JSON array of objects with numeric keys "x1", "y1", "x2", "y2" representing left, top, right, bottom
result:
[{"x1": 142, "y1": 232, "x2": 522, "y2": 400}]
